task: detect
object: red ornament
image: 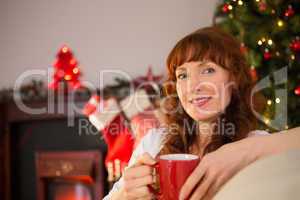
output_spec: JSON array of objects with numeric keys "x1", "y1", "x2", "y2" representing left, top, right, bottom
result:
[
  {"x1": 290, "y1": 37, "x2": 300, "y2": 52},
  {"x1": 250, "y1": 67, "x2": 258, "y2": 82},
  {"x1": 258, "y1": 2, "x2": 267, "y2": 12},
  {"x1": 222, "y1": 3, "x2": 231, "y2": 13},
  {"x1": 295, "y1": 86, "x2": 300, "y2": 96},
  {"x1": 240, "y1": 43, "x2": 248, "y2": 54},
  {"x1": 263, "y1": 50, "x2": 272, "y2": 60},
  {"x1": 284, "y1": 5, "x2": 295, "y2": 17},
  {"x1": 49, "y1": 45, "x2": 82, "y2": 90}
]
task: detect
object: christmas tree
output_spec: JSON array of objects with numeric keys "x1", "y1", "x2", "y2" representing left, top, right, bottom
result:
[
  {"x1": 49, "y1": 45, "x2": 82, "y2": 90},
  {"x1": 214, "y1": 0, "x2": 300, "y2": 131}
]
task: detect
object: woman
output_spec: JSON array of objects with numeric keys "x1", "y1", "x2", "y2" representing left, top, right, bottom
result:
[{"x1": 104, "y1": 26, "x2": 300, "y2": 200}]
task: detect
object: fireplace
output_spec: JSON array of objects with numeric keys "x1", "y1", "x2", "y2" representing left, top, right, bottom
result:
[
  {"x1": 48, "y1": 179, "x2": 92, "y2": 200},
  {"x1": 0, "y1": 99, "x2": 109, "y2": 200},
  {"x1": 36, "y1": 151, "x2": 102, "y2": 200}
]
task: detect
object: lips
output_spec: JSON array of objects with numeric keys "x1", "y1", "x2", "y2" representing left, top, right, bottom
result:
[{"x1": 190, "y1": 96, "x2": 212, "y2": 107}]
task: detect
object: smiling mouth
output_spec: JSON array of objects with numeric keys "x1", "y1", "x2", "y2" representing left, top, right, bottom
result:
[{"x1": 190, "y1": 96, "x2": 212, "y2": 107}]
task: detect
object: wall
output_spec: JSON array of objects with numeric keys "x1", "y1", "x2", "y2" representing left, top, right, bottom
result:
[{"x1": 0, "y1": 0, "x2": 218, "y2": 88}]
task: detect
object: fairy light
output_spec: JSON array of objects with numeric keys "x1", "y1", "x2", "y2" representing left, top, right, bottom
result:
[
  {"x1": 267, "y1": 39, "x2": 273, "y2": 45},
  {"x1": 64, "y1": 74, "x2": 72, "y2": 81},
  {"x1": 258, "y1": 40, "x2": 263, "y2": 45},
  {"x1": 277, "y1": 20, "x2": 284, "y2": 27},
  {"x1": 275, "y1": 98, "x2": 280, "y2": 103},
  {"x1": 291, "y1": 54, "x2": 295, "y2": 60},
  {"x1": 62, "y1": 46, "x2": 68, "y2": 53},
  {"x1": 73, "y1": 67, "x2": 79, "y2": 74},
  {"x1": 228, "y1": 5, "x2": 233, "y2": 10},
  {"x1": 264, "y1": 118, "x2": 270, "y2": 125},
  {"x1": 256, "y1": 0, "x2": 260, "y2": 2},
  {"x1": 262, "y1": 37, "x2": 266, "y2": 42},
  {"x1": 267, "y1": 99, "x2": 272, "y2": 105},
  {"x1": 238, "y1": 0, "x2": 243, "y2": 5}
]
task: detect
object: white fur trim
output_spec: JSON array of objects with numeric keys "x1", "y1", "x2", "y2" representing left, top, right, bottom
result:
[
  {"x1": 120, "y1": 89, "x2": 152, "y2": 119},
  {"x1": 88, "y1": 98, "x2": 121, "y2": 130}
]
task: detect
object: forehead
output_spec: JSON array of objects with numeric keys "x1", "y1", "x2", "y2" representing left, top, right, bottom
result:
[{"x1": 176, "y1": 60, "x2": 213, "y2": 71}]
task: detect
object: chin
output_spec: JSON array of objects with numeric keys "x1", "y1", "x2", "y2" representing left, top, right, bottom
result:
[
  {"x1": 189, "y1": 110, "x2": 220, "y2": 122},
  {"x1": 193, "y1": 115, "x2": 216, "y2": 122}
]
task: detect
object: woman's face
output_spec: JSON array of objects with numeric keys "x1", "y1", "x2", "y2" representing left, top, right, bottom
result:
[{"x1": 175, "y1": 61, "x2": 233, "y2": 122}]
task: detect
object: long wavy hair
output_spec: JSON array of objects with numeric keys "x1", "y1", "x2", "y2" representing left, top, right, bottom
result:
[{"x1": 158, "y1": 26, "x2": 262, "y2": 156}]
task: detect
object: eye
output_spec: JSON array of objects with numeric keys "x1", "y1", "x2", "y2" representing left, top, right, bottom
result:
[
  {"x1": 202, "y1": 67, "x2": 215, "y2": 74},
  {"x1": 176, "y1": 73, "x2": 187, "y2": 80}
]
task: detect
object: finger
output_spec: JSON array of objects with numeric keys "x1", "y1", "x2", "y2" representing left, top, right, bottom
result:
[
  {"x1": 190, "y1": 173, "x2": 212, "y2": 200},
  {"x1": 204, "y1": 174, "x2": 227, "y2": 200},
  {"x1": 124, "y1": 165, "x2": 153, "y2": 180},
  {"x1": 179, "y1": 163, "x2": 207, "y2": 200},
  {"x1": 125, "y1": 175, "x2": 154, "y2": 190},
  {"x1": 135, "y1": 193, "x2": 155, "y2": 200},
  {"x1": 128, "y1": 186, "x2": 152, "y2": 198},
  {"x1": 135, "y1": 197, "x2": 153, "y2": 200}
]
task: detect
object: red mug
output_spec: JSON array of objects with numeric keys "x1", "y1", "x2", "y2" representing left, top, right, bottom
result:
[{"x1": 151, "y1": 154, "x2": 200, "y2": 200}]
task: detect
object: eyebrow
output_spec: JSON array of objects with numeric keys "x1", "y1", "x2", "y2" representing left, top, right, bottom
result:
[{"x1": 175, "y1": 60, "x2": 212, "y2": 72}]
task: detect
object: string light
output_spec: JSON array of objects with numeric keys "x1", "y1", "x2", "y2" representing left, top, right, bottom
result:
[
  {"x1": 228, "y1": 5, "x2": 233, "y2": 10},
  {"x1": 62, "y1": 46, "x2": 68, "y2": 53},
  {"x1": 291, "y1": 54, "x2": 295, "y2": 60},
  {"x1": 277, "y1": 20, "x2": 284, "y2": 27},
  {"x1": 255, "y1": 0, "x2": 260, "y2": 2},
  {"x1": 267, "y1": 99, "x2": 272, "y2": 105},
  {"x1": 264, "y1": 118, "x2": 270, "y2": 125},
  {"x1": 275, "y1": 98, "x2": 280, "y2": 103},
  {"x1": 267, "y1": 39, "x2": 273, "y2": 45},
  {"x1": 238, "y1": 0, "x2": 243, "y2": 6},
  {"x1": 258, "y1": 40, "x2": 262, "y2": 45},
  {"x1": 73, "y1": 67, "x2": 79, "y2": 74},
  {"x1": 64, "y1": 74, "x2": 72, "y2": 81}
]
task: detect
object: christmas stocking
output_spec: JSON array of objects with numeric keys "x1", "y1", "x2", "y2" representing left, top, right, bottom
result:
[
  {"x1": 120, "y1": 89, "x2": 164, "y2": 148},
  {"x1": 82, "y1": 96, "x2": 134, "y2": 181}
]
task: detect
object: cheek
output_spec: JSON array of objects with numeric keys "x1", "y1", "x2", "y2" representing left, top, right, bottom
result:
[
  {"x1": 215, "y1": 83, "x2": 232, "y2": 111},
  {"x1": 176, "y1": 83, "x2": 188, "y2": 102}
]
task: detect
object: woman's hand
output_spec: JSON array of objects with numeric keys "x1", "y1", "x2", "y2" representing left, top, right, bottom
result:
[
  {"x1": 179, "y1": 137, "x2": 262, "y2": 200},
  {"x1": 119, "y1": 152, "x2": 157, "y2": 200}
]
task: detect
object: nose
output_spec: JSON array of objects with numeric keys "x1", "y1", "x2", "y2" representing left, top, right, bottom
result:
[{"x1": 187, "y1": 74, "x2": 202, "y2": 94}]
